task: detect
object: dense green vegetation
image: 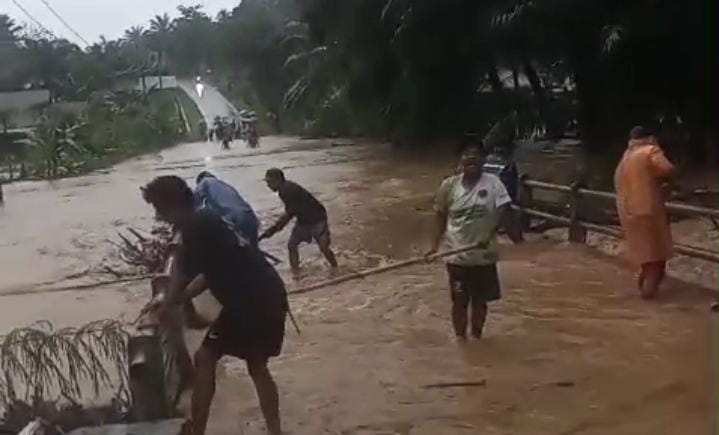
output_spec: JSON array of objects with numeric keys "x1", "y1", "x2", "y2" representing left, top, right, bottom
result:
[
  {"x1": 176, "y1": 0, "x2": 713, "y2": 159},
  {"x1": 0, "y1": 88, "x2": 200, "y2": 180},
  {"x1": 0, "y1": 13, "x2": 203, "y2": 180},
  {"x1": 0, "y1": 0, "x2": 715, "y2": 180}
]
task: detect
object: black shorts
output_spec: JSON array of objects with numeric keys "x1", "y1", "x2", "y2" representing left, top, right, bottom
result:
[
  {"x1": 446, "y1": 263, "x2": 501, "y2": 305},
  {"x1": 289, "y1": 220, "x2": 331, "y2": 249},
  {"x1": 203, "y1": 308, "x2": 286, "y2": 360}
]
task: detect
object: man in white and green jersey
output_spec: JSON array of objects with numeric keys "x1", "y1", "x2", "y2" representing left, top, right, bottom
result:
[{"x1": 428, "y1": 139, "x2": 522, "y2": 340}]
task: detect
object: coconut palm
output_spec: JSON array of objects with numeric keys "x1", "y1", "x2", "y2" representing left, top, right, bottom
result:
[
  {"x1": 123, "y1": 25, "x2": 147, "y2": 53},
  {"x1": 124, "y1": 26, "x2": 146, "y2": 45},
  {"x1": 148, "y1": 13, "x2": 174, "y2": 75},
  {"x1": 0, "y1": 14, "x2": 20, "y2": 45}
]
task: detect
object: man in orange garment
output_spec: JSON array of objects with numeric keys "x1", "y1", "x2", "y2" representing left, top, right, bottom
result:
[{"x1": 615, "y1": 126, "x2": 676, "y2": 299}]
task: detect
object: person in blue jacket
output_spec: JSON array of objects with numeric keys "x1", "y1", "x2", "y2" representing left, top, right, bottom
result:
[{"x1": 194, "y1": 171, "x2": 260, "y2": 247}]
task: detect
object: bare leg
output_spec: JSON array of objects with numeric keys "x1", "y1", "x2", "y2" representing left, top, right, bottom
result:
[
  {"x1": 470, "y1": 301, "x2": 488, "y2": 339},
  {"x1": 451, "y1": 298, "x2": 468, "y2": 339},
  {"x1": 640, "y1": 261, "x2": 665, "y2": 300},
  {"x1": 247, "y1": 357, "x2": 281, "y2": 435},
  {"x1": 637, "y1": 266, "x2": 646, "y2": 293},
  {"x1": 319, "y1": 245, "x2": 338, "y2": 268},
  {"x1": 288, "y1": 242, "x2": 300, "y2": 273},
  {"x1": 189, "y1": 346, "x2": 220, "y2": 435}
]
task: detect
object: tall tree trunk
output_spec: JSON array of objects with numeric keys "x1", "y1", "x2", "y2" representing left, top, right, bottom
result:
[
  {"x1": 572, "y1": 57, "x2": 620, "y2": 154},
  {"x1": 522, "y1": 59, "x2": 546, "y2": 119},
  {"x1": 487, "y1": 64, "x2": 503, "y2": 92}
]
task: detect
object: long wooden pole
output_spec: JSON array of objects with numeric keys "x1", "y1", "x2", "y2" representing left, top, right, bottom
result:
[{"x1": 289, "y1": 242, "x2": 486, "y2": 296}]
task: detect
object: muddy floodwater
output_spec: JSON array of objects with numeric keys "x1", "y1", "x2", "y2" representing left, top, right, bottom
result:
[{"x1": 0, "y1": 137, "x2": 715, "y2": 434}]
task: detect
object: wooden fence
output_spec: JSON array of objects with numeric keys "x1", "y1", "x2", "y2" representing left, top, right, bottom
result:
[{"x1": 516, "y1": 176, "x2": 719, "y2": 263}]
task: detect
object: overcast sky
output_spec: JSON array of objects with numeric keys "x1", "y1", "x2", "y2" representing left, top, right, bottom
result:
[{"x1": 0, "y1": 0, "x2": 242, "y2": 46}]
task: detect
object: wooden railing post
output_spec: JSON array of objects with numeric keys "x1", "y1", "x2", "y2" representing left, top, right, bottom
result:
[
  {"x1": 517, "y1": 173, "x2": 532, "y2": 231},
  {"x1": 568, "y1": 180, "x2": 587, "y2": 243}
]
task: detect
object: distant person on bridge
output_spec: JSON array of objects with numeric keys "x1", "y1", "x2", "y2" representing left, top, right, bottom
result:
[
  {"x1": 195, "y1": 76, "x2": 204, "y2": 98},
  {"x1": 142, "y1": 175, "x2": 287, "y2": 435},
  {"x1": 428, "y1": 138, "x2": 522, "y2": 341},
  {"x1": 615, "y1": 126, "x2": 675, "y2": 299},
  {"x1": 260, "y1": 168, "x2": 338, "y2": 276}
]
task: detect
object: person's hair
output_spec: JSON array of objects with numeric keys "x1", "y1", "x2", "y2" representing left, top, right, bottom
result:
[
  {"x1": 265, "y1": 167, "x2": 285, "y2": 181},
  {"x1": 196, "y1": 171, "x2": 215, "y2": 184},
  {"x1": 459, "y1": 134, "x2": 486, "y2": 156},
  {"x1": 629, "y1": 125, "x2": 652, "y2": 140},
  {"x1": 141, "y1": 176, "x2": 194, "y2": 209}
]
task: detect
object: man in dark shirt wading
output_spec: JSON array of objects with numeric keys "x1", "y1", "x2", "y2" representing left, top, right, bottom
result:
[
  {"x1": 260, "y1": 168, "x2": 338, "y2": 274},
  {"x1": 142, "y1": 175, "x2": 287, "y2": 435}
]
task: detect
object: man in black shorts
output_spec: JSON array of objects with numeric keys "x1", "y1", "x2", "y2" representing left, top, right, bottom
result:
[
  {"x1": 142, "y1": 175, "x2": 287, "y2": 435},
  {"x1": 427, "y1": 139, "x2": 521, "y2": 340},
  {"x1": 260, "y1": 168, "x2": 338, "y2": 275}
]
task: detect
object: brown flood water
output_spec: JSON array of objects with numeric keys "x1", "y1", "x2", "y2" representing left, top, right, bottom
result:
[{"x1": 0, "y1": 137, "x2": 715, "y2": 434}]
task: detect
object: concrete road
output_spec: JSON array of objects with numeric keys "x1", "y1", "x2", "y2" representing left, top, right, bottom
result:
[{"x1": 177, "y1": 78, "x2": 238, "y2": 124}]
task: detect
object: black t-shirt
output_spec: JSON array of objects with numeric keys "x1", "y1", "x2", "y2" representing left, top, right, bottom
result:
[
  {"x1": 177, "y1": 210, "x2": 286, "y2": 316},
  {"x1": 278, "y1": 180, "x2": 327, "y2": 225}
]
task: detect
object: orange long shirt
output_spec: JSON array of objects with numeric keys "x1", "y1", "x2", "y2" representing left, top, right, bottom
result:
[{"x1": 614, "y1": 138, "x2": 675, "y2": 264}]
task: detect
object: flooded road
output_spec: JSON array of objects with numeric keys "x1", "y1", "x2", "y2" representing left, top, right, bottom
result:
[{"x1": 0, "y1": 137, "x2": 714, "y2": 434}]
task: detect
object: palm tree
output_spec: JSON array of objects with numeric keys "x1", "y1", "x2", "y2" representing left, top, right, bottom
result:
[
  {"x1": 148, "y1": 13, "x2": 174, "y2": 82},
  {"x1": 149, "y1": 13, "x2": 173, "y2": 36},
  {"x1": 0, "y1": 14, "x2": 21, "y2": 45},
  {"x1": 124, "y1": 25, "x2": 146, "y2": 48},
  {"x1": 122, "y1": 25, "x2": 149, "y2": 84}
]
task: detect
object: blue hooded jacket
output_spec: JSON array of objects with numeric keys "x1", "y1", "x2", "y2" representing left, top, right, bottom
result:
[{"x1": 194, "y1": 173, "x2": 260, "y2": 247}]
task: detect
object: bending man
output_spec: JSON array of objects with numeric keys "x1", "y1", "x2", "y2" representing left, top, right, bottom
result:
[
  {"x1": 143, "y1": 176, "x2": 287, "y2": 435},
  {"x1": 260, "y1": 168, "x2": 338, "y2": 274}
]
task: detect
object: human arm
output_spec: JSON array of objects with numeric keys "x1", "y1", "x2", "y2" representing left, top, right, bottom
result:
[
  {"x1": 649, "y1": 145, "x2": 675, "y2": 180},
  {"x1": 166, "y1": 273, "x2": 208, "y2": 306},
  {"x1": 260, "y1": 188, "x2": 296, "y2": 240},
  {"x1": 493, "y1": 177, "x2": 523, "y2": 244},
  {"x1": 193, "y1": 181, "x2": 208, "y2": 209},
  {"x1": 259, "y1": 212, "x2": 293, "y2": 240},
  {"x1": 426, "y1": 178, "x2": 452, "y2": 256},
  {"x1": 498, "y1": 204, "x2": 523, "y2": 243},
  {"x1": 427, "y1": 210, "x2": 448, "y2": 256},
  {"x1": 163, "y1": 219, "x2": 208, "y2": 306}
]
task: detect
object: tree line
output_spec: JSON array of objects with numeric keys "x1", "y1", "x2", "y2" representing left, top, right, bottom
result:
[{"x1": 1, "y1": 0, "x2": 716, "y2": 164}]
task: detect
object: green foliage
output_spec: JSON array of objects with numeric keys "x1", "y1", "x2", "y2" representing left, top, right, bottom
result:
[{"x1": 2, "y1": 88, "x2": 197, "y2": 180}]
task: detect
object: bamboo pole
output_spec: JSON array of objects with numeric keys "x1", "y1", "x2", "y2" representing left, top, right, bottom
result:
[{"x1": 289, "y1": 242, "x2": 486, "y2": 296}]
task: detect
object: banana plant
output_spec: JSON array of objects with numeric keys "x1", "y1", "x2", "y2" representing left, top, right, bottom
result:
[{"x1": 30, "y1": 114, "x2": 89, "y2": 178}]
